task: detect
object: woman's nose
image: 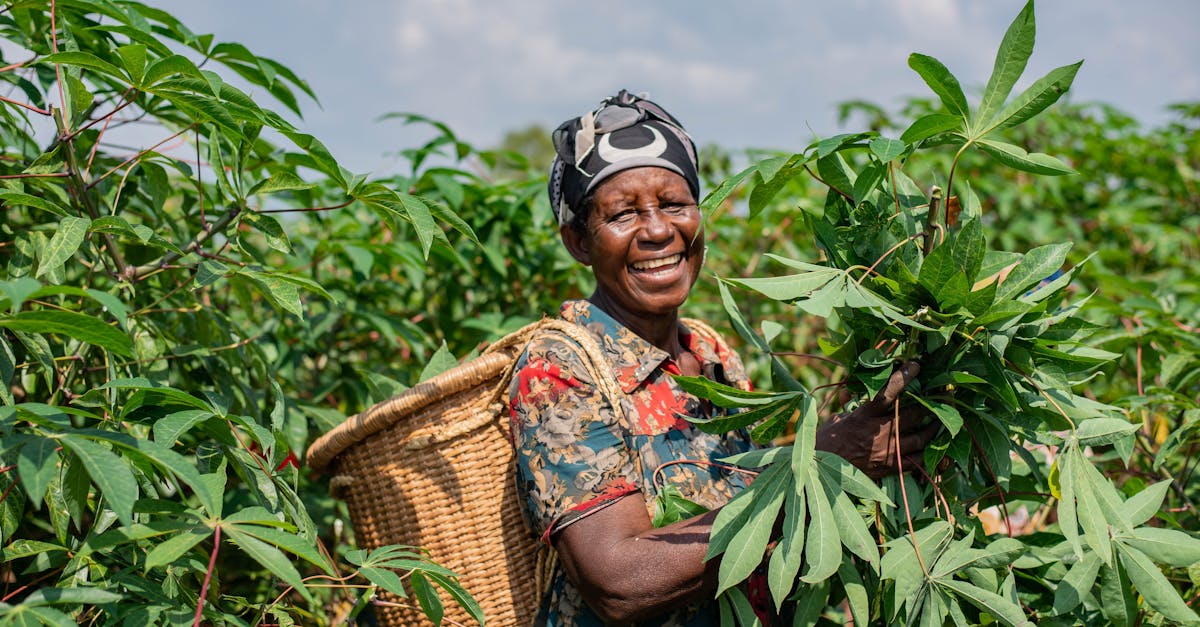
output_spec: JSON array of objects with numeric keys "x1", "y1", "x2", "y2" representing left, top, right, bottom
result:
[{"x1": 638, "y1": 207, "x2": 673, "y2": 242}]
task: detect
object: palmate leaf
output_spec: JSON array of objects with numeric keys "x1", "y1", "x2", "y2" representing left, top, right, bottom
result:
[
  {"x1": 1099, "y1": 559, "x2": 1138, "y2": 626},
  {"x1": 1118, "y1": 479, "x2": 1171, "y2": 526},
  {"x1": 410, "y1": 572, "x2": 445, "y2": 626},
  {"x1": 1119, "y1": 527, "x2": 1200, "y2": 567},
  {"x1": 994, "y1": 241, "x2": 1072, "y2": 302}
]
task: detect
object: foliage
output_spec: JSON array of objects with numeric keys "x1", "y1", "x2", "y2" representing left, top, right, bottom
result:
[
  {"x1": 0, "y1": 1, "x2": 486, "y2": 624},
  {"x1": 678, "y1": 2, "x2": 1200, "y2": 625}
]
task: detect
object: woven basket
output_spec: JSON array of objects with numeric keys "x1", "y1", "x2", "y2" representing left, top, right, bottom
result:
[{"x1": 306, "y1": 319, "x2": 620, "y2": 626}]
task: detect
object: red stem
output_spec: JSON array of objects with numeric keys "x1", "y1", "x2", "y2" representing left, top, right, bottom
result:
[
  {"x1": 258, "y1": 199, "x2": 354, "y2": 214},
  {"x1": 0, "y1": 94, "x2": 51, "y2": 116},
  {"x1": 895, "y1": 399, "x2": 929, "y2": 576},
  {"x1": 193, "y1": 525, "x2": 221, "y2": 627},
  {"x1": 87, "y1": 124, "x2": 196, "y2": 189}
]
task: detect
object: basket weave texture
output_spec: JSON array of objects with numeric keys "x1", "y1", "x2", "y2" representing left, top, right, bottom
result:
[{"x1": 306, "y1": 319, "x2": 619, "y2": 626}]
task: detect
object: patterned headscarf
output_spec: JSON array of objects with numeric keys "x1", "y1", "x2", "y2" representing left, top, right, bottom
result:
[{"x1": 548, "y1": 90, "x2": 700, "y2": 227}]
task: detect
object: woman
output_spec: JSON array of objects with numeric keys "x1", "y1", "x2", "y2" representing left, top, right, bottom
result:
[{"x1": 508, "y1": 91, "x2": 933, "y2": 625}]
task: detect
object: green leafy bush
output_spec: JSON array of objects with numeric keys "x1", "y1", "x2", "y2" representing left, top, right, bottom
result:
[
  {"x1": 0, "y1": 1, "x2": 485, "y2": 624},
  {"x1": 681, "y1": 2, "x2": 1200, "y2": 625}
]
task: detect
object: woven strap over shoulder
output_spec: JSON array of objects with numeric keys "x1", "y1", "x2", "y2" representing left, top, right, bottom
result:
[{"x1": 681, "y1": 317, "x2": 750, "y2": 392}]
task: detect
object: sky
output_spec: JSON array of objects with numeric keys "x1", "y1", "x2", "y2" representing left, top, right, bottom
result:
[{"x1": 154, "y1": 0, "x2": 1200, "y2": 175}]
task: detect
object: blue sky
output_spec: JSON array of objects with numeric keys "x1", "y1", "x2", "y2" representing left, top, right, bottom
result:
[{"x1": 158, "y1": 0, "x2": 1199, "y2": 174}]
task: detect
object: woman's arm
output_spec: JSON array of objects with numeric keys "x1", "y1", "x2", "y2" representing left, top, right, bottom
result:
[{"x1": 554, "y1": 495, "x2": 719, "y2": 624}]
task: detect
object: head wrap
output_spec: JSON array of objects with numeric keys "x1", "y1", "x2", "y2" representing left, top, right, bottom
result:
[{"x1": 548, "y1": 90, "x2": 700, "y2": 227}]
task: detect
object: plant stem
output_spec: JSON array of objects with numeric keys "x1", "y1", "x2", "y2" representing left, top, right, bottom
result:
[
  {"x1": 54, "y1": 108, "x2": 131, "y2": 279},
  {"x1": 0, "y1": 94, "x2": 51, "y2": 116},
  {"x1": 193, "y1": 525, "x2": 221, "y2": 627},
  {"x1": 803, "y1": 163, "x2": 854, "y2": 203},
  {"x1": 922, "y1": 186, "x2": 943, "y2": 255},
  {"x1": 895, "y1": 399, "x2": 930, "y2": 577}
]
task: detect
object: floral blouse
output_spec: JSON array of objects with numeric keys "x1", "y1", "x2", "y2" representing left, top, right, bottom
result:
[{"x1": 508, "y1": 300, "x2": 757, "y2": 626}]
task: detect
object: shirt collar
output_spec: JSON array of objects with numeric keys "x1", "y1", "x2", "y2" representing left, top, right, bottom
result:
[{"x1": 559, "y1": 300, "x2": 722, "y2": 394}]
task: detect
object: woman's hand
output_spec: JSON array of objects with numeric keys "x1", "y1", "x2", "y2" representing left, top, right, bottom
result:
[{"x1": 814, "y1": 360, "x2": 938, "y2": 479}]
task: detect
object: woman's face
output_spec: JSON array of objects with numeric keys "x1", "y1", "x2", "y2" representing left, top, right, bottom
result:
[{"x1": 564, "y1": 167, "x2": 704, "y2": 320}]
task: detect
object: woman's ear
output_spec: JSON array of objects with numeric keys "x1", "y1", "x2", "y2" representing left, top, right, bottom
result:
[{"x1": 560, "y1": 224, "x2": 592, "y2": 266}]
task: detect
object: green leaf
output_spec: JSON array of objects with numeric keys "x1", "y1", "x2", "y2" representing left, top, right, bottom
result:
[
  {"x1": 410, "y1": 571, "x2": 445, "y2": 625},
  {"x1": 869, "y1": 136, "x2": 907, "y2": 163},
  {"x1": 814, "y1": 451, "x2": 892, "y2": 506},
  {"x1": 0, "y1": 310, "x2": 132, "y2": 357},
  {"x1": 234, "y1": 523, "x2": 334, "y2": 574},
  {"x1": 977, "y1": 139, "x2": 1076, "y2": 176},
  {"x1": 423, "y1": 571, "x2": 485, "y2": 627},
  {"x1": 901, "y1": 113, "x2": 964, "y2": 145},
  {"x1": 1072, "y1": 450, "x2": 1111, "y2": 563},
  {"x1": 41, "y1": 51, "x2": 127, "y2": 80},
  {"x1": 224, "y1": 524, "x2": 312, "y2": 602},
  {"x1": 358, "y1": 566, "x2": 408, "y2": 597},
  {"x1": 831, "y1": 489, "x2": 879, "y2": 568},
  {"x1": 396, "y1": 194, "x2": 440, "y2": 258},
  {"x1": 142, "y1": 54, "x2": 204, "y2": 86},
  {"x1": 418, "y1": 342, "x2": 458, "y2": 383},
  {"x1": 727, "y1": 268, "x2": 841, "y2": 302},
  {"x1": 153, "y1": 409, "x2": 214, "y2": 446},
  {"x1": 241, "y1": 212, "x2": 292, "y2": 253},
  {"x1": 908, "y1": 53, "x2": 969, "y2": 119},
  {"x1": 1119, "y1": 479, "x2": 1171, "y2": 526},
  {"x1": 1075, "y1": 417, "x2": 1139, "y2": 447},
  {"x1": 987, "y1": 61, "x2": 1083, "y2": 134},
  {"x1": 939, "y1": 578, "x2": 1029, "y2": 627},
  {"x1": 16, "y1": 437, "x2": 59, "y2": 509},
  {"x1": 0, "y1": 191, "x2": 69, "y2": 217},
  {"x1": 1052, "y1": 551, "x2": 1101, "y2": 615},
  {"x1": 1099, "y1": 560, "x2": 1138, "y2": 626},
  {"x1": 60, "y1": 435, "x2": 138, "y2": 526},
  {"x1": 115, "y1": 44, "x2": 147, "y2": 85},
  {"x1": 1117, "y1": 544, "x2": 1200, "y2": 623},
  {"x1": 36, "y1": 216, "x2": 90, "y2": 278},
  {"x1": 101, "y1": 378, "x2": 212, "y2": 412},
  {"x1": 975, "y1": 0, "x2": 1036, "y2": 128},
  {"x1": 801, "y1": 464, "x2": 840, "y2": 584},
  {"x1": 723, "y1": 586, "x2": 764, "y2": 627},
  {"x1": 248, "y1": 171, "x2": 315, "y2": 195},
  {"x1": 17, "y1": 587, "x2": 124, "y2": 606},
  {"x1": 716, "y1": 462, "x2": 788, "y2": 594},
  {"x1": 768, "y1": 489, "x2": 805, "y2": 609},
  {"x1": 144, "y1": 526, "x2": 210, "y2": 570},
  {"x1": 1121, "y1": 527, "x2": 1200, "y2": 567},
  {"x1": 994, "y1": 242, "x2": 1072, "y2": 302},
  {"x1": 653, "y1": 484, "x2": 709, "y2": 527},
  {"x1": 791, "y1": 579, "x2": 832, "y2": 627},
  {"x1": 839, "y1": 555, "x2": 871, "y2": 626}
]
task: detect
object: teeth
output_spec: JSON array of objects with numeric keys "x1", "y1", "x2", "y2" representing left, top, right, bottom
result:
[{"x1": 632, "y1": 254, "x2": 682, "y2": 270}]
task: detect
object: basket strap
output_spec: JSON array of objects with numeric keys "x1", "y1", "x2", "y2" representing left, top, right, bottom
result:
[{"x1": 682, "y1": 317, "x2": 751, "y2": 392}]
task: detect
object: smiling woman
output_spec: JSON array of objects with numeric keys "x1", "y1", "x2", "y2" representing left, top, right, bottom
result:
[{"x1": 506, "y1": 91, "x2": 936, "y2": 625}]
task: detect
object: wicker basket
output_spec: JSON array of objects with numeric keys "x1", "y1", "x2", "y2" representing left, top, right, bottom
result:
[{"x1": 306, "y1": 319, "x2": 620, "y2": 626}]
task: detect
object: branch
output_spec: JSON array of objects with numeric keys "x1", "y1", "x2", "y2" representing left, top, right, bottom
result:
[
  {"x1": 258, "y1": 199, "x2": 354, "y2": 214},
  {"x1": 803, "y1": 163, "x2": 854, "y2": 203},
  {"x1": 0, "y1": 94, "x2": 51, "y2": 116},
  {"x1": 129, "y1": 204, "x2": 242, "y2": 280}
]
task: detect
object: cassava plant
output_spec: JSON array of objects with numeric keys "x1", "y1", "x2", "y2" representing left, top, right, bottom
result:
[
  {"x1": 0, "y1": 1, "x2": 483, "y2": 624},
  {"x1": 672, "y1": 2, "x2": 1200, "y2": 625}
]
